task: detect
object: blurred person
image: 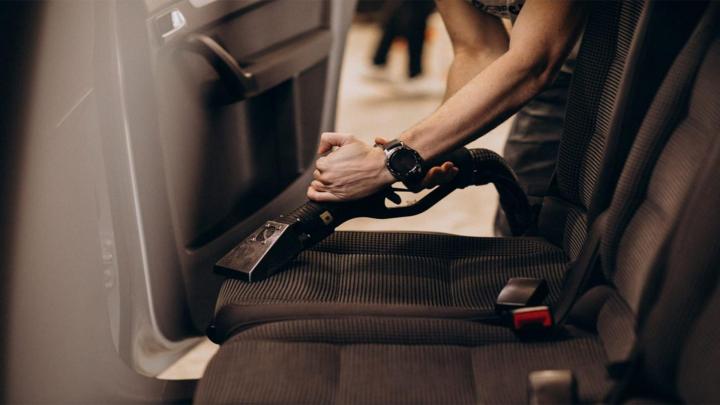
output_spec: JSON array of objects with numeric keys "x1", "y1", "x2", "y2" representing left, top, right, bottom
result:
[
  {"x1": 366, "y1": 0, "x2": 436, "y2": 91},
  {"x1": 308, "y1": 0, "x2": 584, "y2": 226}
]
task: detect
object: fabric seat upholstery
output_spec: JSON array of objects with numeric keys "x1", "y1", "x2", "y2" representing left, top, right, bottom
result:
[
  {"x1": 196, "y1": 6, "x2": 720, "y2": 403},
  {"x1": 209, "y1": 1, "x2": 708, "y2": 343},
  {"x1": 218, "y1": 233, "x2": 567, "y2": 307},
  {"x1": 211, "y1": 0, "x2": 638, "y2": 335},
  {"x1": 197, "y1": 318, "x2": 611, "y2": 404}
]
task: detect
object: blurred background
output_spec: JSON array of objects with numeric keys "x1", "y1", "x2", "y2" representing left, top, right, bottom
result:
[
  {"x1": 160, "y1": 0, "x2": 511, "y2": 380},
  {"x1": 336, "y1": 0, "x2": 510, "y2": 237}
]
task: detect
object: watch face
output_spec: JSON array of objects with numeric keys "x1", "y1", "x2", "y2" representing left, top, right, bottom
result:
[{"x1": 389, "y1": 148, "x2": 419, "y2": 175}]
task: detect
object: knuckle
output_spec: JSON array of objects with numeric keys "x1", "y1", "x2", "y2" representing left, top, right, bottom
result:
[{"x1": 319, "y1": 171, "x2": 334, "y2": 182}]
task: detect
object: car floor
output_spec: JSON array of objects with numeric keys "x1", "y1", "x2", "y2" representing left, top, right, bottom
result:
[{"x1": 158, "y1": 13, "x2": 511, "y2": 381}]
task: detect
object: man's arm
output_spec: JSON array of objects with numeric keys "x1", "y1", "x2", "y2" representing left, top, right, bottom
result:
[
  {"x1": 435, "y1": 0, "x2": 509, "y2": 100},
  {"x1": 308, "y1": 0, "x2": 585, "y2": 202},
  {"x1": 402, "y1": 0, "x2": 586, "y2": 160}
]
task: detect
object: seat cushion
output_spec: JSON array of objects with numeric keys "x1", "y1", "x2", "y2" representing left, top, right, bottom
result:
[
  {"x1": 212, "y1": 231, "x2": 568, "y2": 341},
  {"x1": 196, "y1": 317, "x2": 611, "y2": 404}
]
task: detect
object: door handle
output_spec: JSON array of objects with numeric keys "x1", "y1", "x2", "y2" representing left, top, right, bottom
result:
[
  {"x1": 183, "y1": 34, "x2": 259, "y2": 99},
  {"x1": 181, "y1": 30, "x2": 331, "y2": 101}
]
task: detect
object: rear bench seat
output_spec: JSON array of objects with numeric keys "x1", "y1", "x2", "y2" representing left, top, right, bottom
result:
[
  {"x1": 208, "y1": 0, "x2": 707, "y2": 343},
  {"x1": 195, "y1": 4, "x2": 720, "y2": 403}
]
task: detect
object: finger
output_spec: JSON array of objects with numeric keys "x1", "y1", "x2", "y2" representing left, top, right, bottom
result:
[
  {"x1": 316, "y1": 156, "x2": 328, "y2": 171},
  {"x1": 433, "y1": 163, "x2": 457, "y2": 180},
  {"x1": 421, "y1": 163, "x2": 459, "y2": 188},
  {"x1": 438, "y1": 166, "x2": 459, "y2": 184},
  {"x1": 313, "y1": 166, "x2": 332, "y2": 182},
  {"x1": 317, "y1": 132, "x2": 354, "y2": 154},
  {"x1": 440, "y1": 161, "x2": 456, "y2": 171},
  {"x1": 436, "y1": 171, "x2": 454, "y2": 183},
  {"x1": 374, "y1": 137, "x2": 389, "y2": 146},
  {"x1": 421, "y1": 166, "x2": 442, "y2": 188},
  {"x1": 436, "y1": 163, "x2": 458, "y2": 181},
  {"x1": 310, "y1": 180, "x2": 328, "y2": 191},
  {"x1": 307, "y1": 187, "x2": 342, "y2": 202}
]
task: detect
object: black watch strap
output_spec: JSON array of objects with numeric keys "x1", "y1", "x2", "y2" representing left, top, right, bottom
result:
[
  {"x1": 382, "y1": 140, "x2": 424, "y2": 183},
  {"x1": 384, "y1": 139, "x2": 403, "y2": 150}
]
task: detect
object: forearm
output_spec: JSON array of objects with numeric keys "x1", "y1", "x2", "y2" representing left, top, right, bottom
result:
[
  {"x1": 402, "y1": 49, "x2": 556, "y2": 159},
  {"x1": 406, "y1": 0, "x2": 585, "y2": 160},
  {"x1": 308, "y1": 0, "x2": 585, "y2": 202},
  {"x1": 444, "y1": 50, "x2": 504, "y2": 101},
  {"x1": 435, "y1": 0, "x2": 509, "y2": 101}
]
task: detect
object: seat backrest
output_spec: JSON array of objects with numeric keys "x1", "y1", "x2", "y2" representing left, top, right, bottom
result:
[
  {"x1": 603, "y1": 99, "x2": 720, "y2": 403},
  {"x1": 539, "y1": 1, "x2": 704, "y2": 261},
  {"x1": 628, "y1": 25, "x2": 720, "y2": 403},
  {"x1": 567, "y1": 1, "x2": 718, "y2": 366},
  {"x1": 634, "y1": 138, "x2": 720, "y2": 402},
  {"x1": 602, "y1": 2, "x2": 719, "y2": 316},
  {"x1": 673, "y1": 256, "x2": 720, "y2": 403}
]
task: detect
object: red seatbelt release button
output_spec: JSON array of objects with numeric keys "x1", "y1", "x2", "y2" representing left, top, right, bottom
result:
[{"x1": 512, "y1": 306, "x2": 553, "y2": 331}]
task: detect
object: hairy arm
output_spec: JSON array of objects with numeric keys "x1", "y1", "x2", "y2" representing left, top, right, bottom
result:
[
  {"x1": 308, "y1": 0, "x2": 585, "y2": 202},
  {"x1": 402, "y1": 0, "x2": 586, "y2": 160},
  {"x1": 435, "y1": 0, "x2": 509, "y2": 100}
]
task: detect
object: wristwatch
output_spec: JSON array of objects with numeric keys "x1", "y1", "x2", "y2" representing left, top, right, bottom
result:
[{"x1": 381, "y1": 139, "x2": 424, "y2": 183}]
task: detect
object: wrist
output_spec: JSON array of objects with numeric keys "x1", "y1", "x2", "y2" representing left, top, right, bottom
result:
[
  {"x1": 398, "y1": 130, "x2": 430, "y2": 161},
  {"x1": 372, "y1": 147, "x2": 396, "y2": 184}
]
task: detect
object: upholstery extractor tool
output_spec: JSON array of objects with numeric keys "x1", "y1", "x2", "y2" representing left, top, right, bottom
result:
[{"x1": 215, "y1": 148, "x2": 532, "y2": 282}]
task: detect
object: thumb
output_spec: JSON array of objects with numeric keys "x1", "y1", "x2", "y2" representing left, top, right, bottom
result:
[
  {"x1": 317, "y1": 132, "x2": 355, "y2": 154},
  {"x1": 374, "y1": 137, "x2": 390, "y2": 146}
]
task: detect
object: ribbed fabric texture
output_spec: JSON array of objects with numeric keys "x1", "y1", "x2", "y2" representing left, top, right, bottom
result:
[
  {"x1": 195, "y1": 318, "x2": 610, "y2": 405},
  {"x1": 637, "y1": 118, "x2": 720, "y2": 402},
  {"x1": 595, "y1": 291, "x2": 637, "y2": 364},
  {"x1": 538, "y1": 1, "x2": 643, "y2": 260},
  {"x1": 554, "y1": 1, "x2": 640, "y2": 207},
  {"x1": 604, "y1": 24, "x2": 720, "y2": 313},
  {"x1": 636, "y1": 28, "x2": 720, "y2": 397},
  {"x1": 576, "y1": 1, "x2": 644, "y2": 209},
  {"x1": 217, "y1": 232, "x2": 567, "y2": 311},
  {"x1": 677, "y1": 280, "x2": 720, "y2": 403},
  {"x1": 560, "y1": 206, "x2": 588, "y2": 262}
]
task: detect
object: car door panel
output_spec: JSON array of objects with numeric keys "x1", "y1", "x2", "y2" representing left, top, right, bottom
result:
[
  {"x1": 99, "y1": 0, "x2": 354, "y2": 374},
  {"x1": 0, "y1": 0, "x2": 354, "y2": 396}
]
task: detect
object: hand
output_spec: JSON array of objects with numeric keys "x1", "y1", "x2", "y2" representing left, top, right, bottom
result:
[
  {"x1": 421, "y1": 161, "x2": 459, "y2": 188},
  {"x1": 374, "y1": 137, "x2": 459, "y2": 189},
  {"x1": 307, "y1": 133, "x2": 395, "y2": 202}
]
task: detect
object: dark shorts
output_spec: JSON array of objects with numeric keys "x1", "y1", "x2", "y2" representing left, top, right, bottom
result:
[{"x1": 495, "y1": 71, "x2": 571, "y2": 236}]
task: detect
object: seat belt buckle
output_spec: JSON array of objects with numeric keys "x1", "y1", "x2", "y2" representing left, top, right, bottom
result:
[
  {"x1": 527, "y1": 369, "x2": 577, "y2": 404},
  {"x1": 495, "y1": 277, "x2": 549, "y2": 312},
  {"x1": 511, "y1": 306, "x2": 553, "y2": 331}
]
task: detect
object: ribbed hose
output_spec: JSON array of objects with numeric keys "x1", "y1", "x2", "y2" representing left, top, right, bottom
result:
[
  {"x1": 465, "y1": 149, "x2": 533, "y2": 235},
  {"x1": 280, "y1": 147, "x2": 533, "y2": 239}
]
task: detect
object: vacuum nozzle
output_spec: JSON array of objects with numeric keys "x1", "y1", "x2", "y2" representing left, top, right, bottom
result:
[
  {"x1": 214, "y1": 147, "x2": 533, "y2": 282},
  {"x1": 214, "y1": 220, "x2": 305, "y2": 282}
]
